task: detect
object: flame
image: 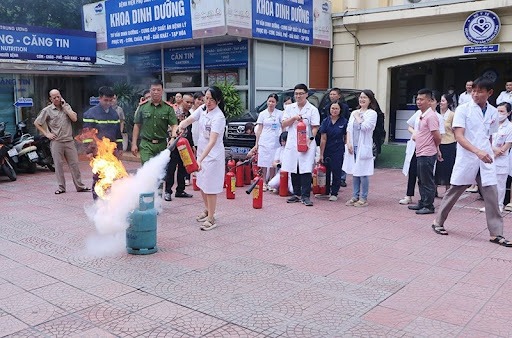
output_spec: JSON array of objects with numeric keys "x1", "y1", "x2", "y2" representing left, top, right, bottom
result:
[{"x1": 76, "y1": 128, "x2": 128, "y2": 199}]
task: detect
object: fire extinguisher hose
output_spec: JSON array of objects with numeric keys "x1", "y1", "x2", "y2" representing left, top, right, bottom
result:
[{"x1": 246, "y1": 177, "x2": 261, "y2": 194}]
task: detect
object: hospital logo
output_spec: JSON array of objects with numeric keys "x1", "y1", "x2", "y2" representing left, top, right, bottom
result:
[{"x1": 464, "y1": 10, "x2": 500, "y2": 44}]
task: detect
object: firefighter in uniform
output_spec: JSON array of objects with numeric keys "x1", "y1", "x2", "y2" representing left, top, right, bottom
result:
[
  {"x1": 82, "y1": 86, "x2": 123, "y2": 200},
  {"x1": 131, "y1": 80, "x2": 178, "y2": 163}
]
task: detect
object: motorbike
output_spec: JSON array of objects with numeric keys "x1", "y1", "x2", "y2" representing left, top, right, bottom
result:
[
  {"x1": 33, "y1": 135, "x2": 55, "y2": 172},
  {"x1": 11, "y1": 119, "x2": 39, "y2": 174},
  {"x1": 0, "y1": 122, "x2": 17, "y2": 181}
]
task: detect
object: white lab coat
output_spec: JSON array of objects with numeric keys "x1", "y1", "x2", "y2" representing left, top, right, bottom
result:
[
  {"x1": 450, "y1": 101, "x2": 498, "y2": 187},
  {"x1": 281, "y1": 101, "x2": 320, "y2": 174},
  {"x1": 492, "y1": 118, "x2": 512, "y2": 175},
  {"x1": 496, "y1": 91, "x2": 512, "y2": 105},
  {"x1": 256, "y1": 108, "x2": 283, "y2": 167},
  {"x1": 342, "y1": 109, "x2": 377, "y2": 177}
]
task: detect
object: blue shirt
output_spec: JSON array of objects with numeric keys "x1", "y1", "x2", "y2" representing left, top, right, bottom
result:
[
  {"x1": 83, "y1": 104, "x2": 122, "y2": 149},
  {"x1": 319, "y1": 116, "x2": 347, "y2": 156}
]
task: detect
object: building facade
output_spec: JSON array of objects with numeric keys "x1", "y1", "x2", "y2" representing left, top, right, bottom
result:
[{"x1": 332, "y1": 0, "x2": 512, "y2": 141}]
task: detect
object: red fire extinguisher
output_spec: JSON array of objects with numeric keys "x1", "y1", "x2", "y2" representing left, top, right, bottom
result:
[
  {"x1": 225, "y1": 158, "x2": 235, "y2": 188},
  {"x1": 236, "y1": 159, "x2": 245, "y2": 187},
  {"x1": 192, "y1": 172, "x2": 200, "y2": 191},
  {"x1": 244, "y1": 161, "x2": 252, "y2": 185},
  {"x1": 297, "y1": 118, "x2": 308, "y2": 152},
  {"x1": 226, "y1": 171, "x2": 236, "y2": 199},
  {"x1": 176, "y1": 137, "x2": 199, "y2": 173},
  {"x1": 251, "y1": 155, "x2": 259, "y2": 178},
  {"x1": 279, "y1": 170, "x2": 289, "y2": 197},
  {"x1": 312, "y1": 163, "x2": 327, "y2": 195},
  {"x1": 246, "y1": 174, "x2": 263, "y2": 209}
]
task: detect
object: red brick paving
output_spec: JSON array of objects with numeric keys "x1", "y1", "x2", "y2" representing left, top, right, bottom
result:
[{"x1": 0, "y1": 157, "x2": 511, "y2": 337}]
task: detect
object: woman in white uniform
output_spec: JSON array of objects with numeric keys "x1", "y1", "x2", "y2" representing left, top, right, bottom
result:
[
  {"x1": 178, "y1": 86, "x2": 226, "y2": 231},
  {"x1": 248, "y1": 94, "x2": 283, "y2": 191}
]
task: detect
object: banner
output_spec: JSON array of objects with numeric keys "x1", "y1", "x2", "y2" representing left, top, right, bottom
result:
[
  {"x1": 312, "y1": 0, "x2": 332, "y2": 47},
  {"x1": 105, "y1": 0, "x2": 192, "y2": 48},
  {"x1": 226, "y1": 0, "x2": 252, "y2": 38},
  {"x1": 0, "y1": 23, "x2": 96, "y2": 63},
  {"x1": 164, "y1": 46, "x2": 201, "y2": 71},
  {"x1": 82, "y1": 1, "x2": 107, "y2": 50},
  {"x1": 191, "y1": 0, "x2": 226, "y2": 38},
  {"x1": 252, "y1": 0, "x2": 313, "y2": 45},
  {"x1": 204, "y1": 40, "x2": 248, "y2": 69}
]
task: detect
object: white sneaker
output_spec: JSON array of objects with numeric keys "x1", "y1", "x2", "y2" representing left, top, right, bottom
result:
[
  {"x1": 479, "y1": 207, "x2": 485, "y2": 212},
  {"x1": 329, "y1": 195, "x2": 338, "y2": 201},
  {"x1": 399, "y1": 196, "x2": 412, "y2": 205},
  {"x1": 185, "y1": 179, "x2": 190, "y2": 186},
  {"x1": 505, "y1": 203, "x2": 512, "y2": 212}
]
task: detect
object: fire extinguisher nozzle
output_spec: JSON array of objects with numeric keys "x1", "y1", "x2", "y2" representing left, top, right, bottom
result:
[{"x1": 246, "y1": 177, "x2": 260, "y2": 194}]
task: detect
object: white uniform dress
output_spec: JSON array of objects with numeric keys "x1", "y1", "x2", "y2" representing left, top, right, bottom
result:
[
  {"x1": 343, "y1": 109, "x2": 377, "y2": 177},
  {"x1": 256, "y1": 108, "x2": 283, "y2": 167},
  {"x1": 191, "y1": 105, "x2": 226, "y2": 194},
  {"x1": 281, "y1": 101, "x2": 320, "y2": 174},
  {"x1": 450, "y1": 101, "x2": 499, "y2": 187},
  {"x1": 492, "y1": 119, "x2": 512, "y2": 207}
]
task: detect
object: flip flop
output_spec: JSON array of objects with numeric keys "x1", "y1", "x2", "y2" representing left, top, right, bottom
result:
[
  {"x1": 77, "y1": 188, "x2": 91, "y2": 192},
  {"x1": 432, "y1": 224, "x2": 448, "y2": 235},
  {"x1": 55, "y1": 190, "x2": 65, "y2": 195},
  {"x1": 490, "y1": 236, "x2": 512, "y2": 247}
]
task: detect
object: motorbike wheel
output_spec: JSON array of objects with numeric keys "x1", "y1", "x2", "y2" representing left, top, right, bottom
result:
[
  {"x1": 27, "y1": 161, "x2": 37, "y2": 174},
  {"x1": 1, "y1": 162, "x2": 17, "y2": 181}
]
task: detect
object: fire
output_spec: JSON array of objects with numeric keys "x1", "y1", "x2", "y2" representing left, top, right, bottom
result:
[{"x1": 75, "y1": 128, "x2": 128, "y2": 199}]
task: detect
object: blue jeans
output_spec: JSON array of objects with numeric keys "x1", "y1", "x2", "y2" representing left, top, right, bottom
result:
[{"x1": 353, "y1": 176, "x2": 369, "y2": 200}]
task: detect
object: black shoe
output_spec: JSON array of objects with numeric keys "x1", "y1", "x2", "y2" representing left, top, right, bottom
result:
[
  {"x1": 340, "y1": 180, "x2": 347, "y2": 187},
  {"x1": 416, "y1": 207, "x2": 434, "y2": 215},
  {"x1": 408, "y1": 204, "x2": 422, "y2": 210},
  {"x1": 175, "y1": 192, "x2": 193, "y2": 198},
  {"x1": 287, "y1": 196, "x2": 301, "y2": 203},
  {"x1": 164, "y1": 192, "x2": 172, "y2": 201},
  {"x1": 302, "y1": 198, "x2": 313, "y2": 206}
]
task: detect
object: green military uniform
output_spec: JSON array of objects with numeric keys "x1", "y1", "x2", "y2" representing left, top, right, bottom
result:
[{"x1": 134, "y1": 100, "x2": 177, "y2": 163}]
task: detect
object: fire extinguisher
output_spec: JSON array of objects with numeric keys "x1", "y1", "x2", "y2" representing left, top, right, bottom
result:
[
  {"x1": 244, "y1": 161, "x2": 252, "y2": 185},
  {"x1": 246, "y1": 174, "x2": 263, "y2": 209},
  {"x1": 226, "y1": 171, "x2": 236, "y2": 199},
  {"x1": 251, "y1": 155, "x2": 259, "y2": 178},
  {"x1": 297, "y1": 118, "x2": 308, "y2": 152},
  {"x1": 176, "y1": 137, "x2": 199, "y2": 173},
  {"x1": 312, "y1": 163, "x2": 327, "y2": 195},
  {"x1": 279, "y1": 170, "x2": 289, "y2": 197},
  {"x1": 236, "y1": 159, "x2": 245, "y2": 187},
  {"x1": 192, "y1": 172, "x2": 200, "y2": 191},
  {"x1": 225, "y1": 157, "x2": 235, "y2": 188}
]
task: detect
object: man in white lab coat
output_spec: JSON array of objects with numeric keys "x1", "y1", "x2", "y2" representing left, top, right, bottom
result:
[{"x1": 432, "y1": 77, "x2": 512, "y2": 247}]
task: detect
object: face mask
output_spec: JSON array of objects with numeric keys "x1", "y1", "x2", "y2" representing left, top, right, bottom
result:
[{"x1": 499, "y1": 114, "x2": 508, "y2": 122}]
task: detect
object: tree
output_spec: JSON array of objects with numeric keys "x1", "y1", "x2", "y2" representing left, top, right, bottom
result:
[{"x1": 0, "y1": 0, "x2": 98, "y2": 30}]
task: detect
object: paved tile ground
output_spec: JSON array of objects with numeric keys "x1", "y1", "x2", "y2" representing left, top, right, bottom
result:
[{"x1": 1, "y1": 155, "x2": 512, "y2": 337}]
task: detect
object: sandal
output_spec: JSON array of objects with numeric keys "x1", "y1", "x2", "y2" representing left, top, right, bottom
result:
[
  {"x1": 490, "y1": 235, "x2": 512, "y2": 247},
  {"x1": 432, "y1": 224, "x2": 448, "y2": 235},
  {"x1": 77, "y1": 187, "x2": 91, "y2": 192},
  {"x1": 201, "y1": 218, "x2": 217, "y2": 231},
  {"x1": 54, "y1": 190, "x2": 66, "y2": 195},
  {"x1": 196, "y1": 210, "x2": 208, "y2": 222}
]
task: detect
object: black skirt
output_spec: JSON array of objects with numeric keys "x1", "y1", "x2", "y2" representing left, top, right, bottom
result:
[{"x1": 435, "y1": 142, "x2": 456, "y2": 186}]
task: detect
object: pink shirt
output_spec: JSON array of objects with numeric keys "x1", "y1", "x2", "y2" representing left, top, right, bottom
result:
[{"x1": 415, "y1": 108, "x2": 439, "y2": 157}]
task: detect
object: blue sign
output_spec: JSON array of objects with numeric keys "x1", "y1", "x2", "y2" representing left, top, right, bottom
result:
[
  {"x1": 252, "y1": 0, "x2": 313, "y2": 45},
  {"x1": 13, "y1": 97, "x2": 33, "y2": 108},
  {"x1": 105, "y1": 0, "x2": 192, "y2": 48},
  {"x1": 464, "y1": 44, "x2": 499, "y2": 54},
  {"x1": 89, "y1": 96, "x2": 100, "y2": 106},
  {"x1": 464, "y1": 10, "x2": 501, "y2": 44},
  {"x1": 0, "y1": 23, "x2": 96, "y2": 63},
  {"x1": 204, "y1": 40, "x2": 248, "y2": 69},
  {"x1": 127, "y1": 50, "x2": 162, "y2": 73},
  {"x1": 164, "y1": 46, "x2": 201, "y2": 71}
]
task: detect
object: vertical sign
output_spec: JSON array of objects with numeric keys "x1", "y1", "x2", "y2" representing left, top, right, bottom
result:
[
  {"x1": 312, "y1": 0, "x2": 332, "y2": 47},
  {"x1": 82, "y1": 1, "x2": 107, "y2": 50},
  {"x1": 226, "y1": 0, "x2": 252, "y2": 38},
  {"x1": 191, "y1": 0, "x2": 227, "y2": 38}
]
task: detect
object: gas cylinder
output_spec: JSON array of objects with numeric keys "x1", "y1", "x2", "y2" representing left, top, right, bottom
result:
[
  {"x1": 312, "y1": 163, "x2": 327, "y2": 195},
  {"x1": 192, "y1": 172, "x2": 200, "y2": 191},
  {"x1": 236, "y1": 159, "x2": 245, "y2": 187},
  {"x1": 226, "y1": 171, "x2": 236, "y2": 199},
  {"x1": 126, "y1": 192, "x2": 158, "y2": 255},
  {"x1": 176, "y1": 137, "x2": 198, "y2": 173},
  {"x1": 297, "y1": 119, "x2": 308, "y2": 152},
  {"x1": 279, "y1": 170, "x2": 289, "y2": 197},
  {"x1": 244, "y1": 161, "x2": 252, "y2": 185}
]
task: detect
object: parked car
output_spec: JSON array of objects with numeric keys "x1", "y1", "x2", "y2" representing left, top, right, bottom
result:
[{"x1": 224, "y1": 89, "x2": 385, "y2": 159}]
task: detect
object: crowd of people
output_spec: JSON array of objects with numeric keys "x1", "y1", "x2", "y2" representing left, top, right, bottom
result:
[{"x1": 31, "y1": 78, "x2": 512, "y2": 245}]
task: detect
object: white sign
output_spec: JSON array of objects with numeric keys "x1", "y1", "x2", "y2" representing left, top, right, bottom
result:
[
  {"x1": 83, "y1": 1, "x2": 107, "y2": 50},
  {"x1": 463, "y1": 10, "x2": 501, "y2": 45},
  {"x1": 226, "y1": 0, "x2": 252, "y2": 38},
  {"x1": 313, "y1": 0, "x2": 332, "y2": 47},
  {"x1": 191, "y1": 0, "x2": 226, "y2": 38}
]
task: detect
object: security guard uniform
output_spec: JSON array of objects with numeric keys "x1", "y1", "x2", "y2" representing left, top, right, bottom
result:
[{"x1": 134, "y1": 100, "x2": 177, "y2": 163}]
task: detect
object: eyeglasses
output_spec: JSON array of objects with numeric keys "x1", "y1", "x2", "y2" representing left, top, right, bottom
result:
[{"x1": 294, "y1": 92, "x2": 306, "y2": 96}]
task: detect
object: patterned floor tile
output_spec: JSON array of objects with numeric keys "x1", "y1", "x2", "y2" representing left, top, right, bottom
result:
[
  {"x1": 9, "y1": 301, "x2": 67, "y2": 326},
  {"x1": 166, "y1": 311, "x2": 228, "y2": 337},
  {"x1": 97, "y1": 312, "x2": 162, "y2": 337},
  {"x1": 110, "y1": 290, "x2": 164, "y2": 312},
  {"x1": 33, "y1": 314, "x2": 96, "y2": 337},
  {"x1": 0, "y1": 314, "x2": 29, "y2": 336},
  {"x1": 74, "y1": 303, "x2": 133, "y2": 326}
]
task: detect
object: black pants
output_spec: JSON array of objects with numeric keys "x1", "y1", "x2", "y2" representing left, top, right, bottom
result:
[
  {"x1": 417, "y1": 155, "x2": 436, "y2": 210},
  {"x1": 407, "y1": 153, "x2": 418, "y2": 197},
  {"x1": 165, "y1": 148, "x2": 186, "y2": 194},
  {"x1": 291, "y1": 165, "x2": 312, "y2": 199}
]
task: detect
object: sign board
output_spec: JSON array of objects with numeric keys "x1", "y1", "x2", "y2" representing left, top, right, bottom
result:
[
  {"x1": 191, "y1": 0, "x2": 227, "y2": 38},
  {"x1": 313, "y1": 0, "x2": 332, "y2": 47},
  {"x1": 13, "y1": 97, "x2": 33, "y2": 108},
  {"x1": 463, "y1": 10, "x2": 501, "y2": 44},
  {"x1": 127, "y1": 50, "x2": 162, "y2": 73},
  {"x1": 463, "y1": 44, "x2": 499, "y2": 54},
  {"x1": 89, "y1": 96, "x2": 100, "y2": 106},
  {"x1": 105, "y1": 0, "x2": 193, "y2": 48},
  {"x1": 204, "y1": 40, "x2": 248, "y2": 69},
  {"x1": 0, "y1": 23, "x2": 97, "y2": 63},
  {"x1": 82, "y1": 1, "x2": 107, "y2": 50},
  {"x1": 164, "y1": 46, "x2": 201, "y2": 72}
]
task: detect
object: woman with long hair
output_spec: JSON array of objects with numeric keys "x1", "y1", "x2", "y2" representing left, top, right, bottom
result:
[
  {"x1": 178, "y1": 86, "x2": 226, "y2": 231},
  {"x1": 435, "y1": 93, "x2": 456, "y2": 197}
]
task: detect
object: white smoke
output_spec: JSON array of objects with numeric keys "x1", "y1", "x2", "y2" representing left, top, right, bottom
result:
[{"x1": 84, "y1": 149, "x2": 171, "y2": 256}]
